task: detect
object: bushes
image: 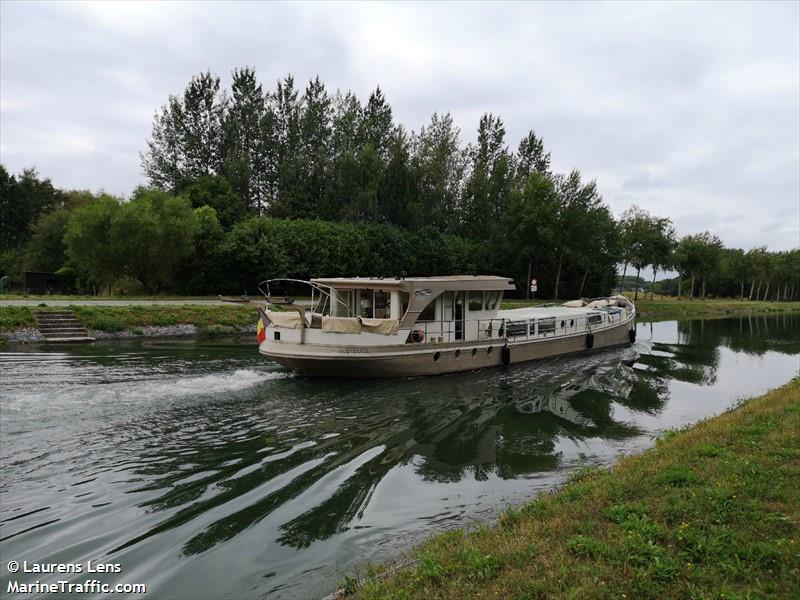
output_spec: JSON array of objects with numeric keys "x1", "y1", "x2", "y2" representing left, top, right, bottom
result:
[{"x1": 210, "y1": 217, "x2": 490, "y2": 294}]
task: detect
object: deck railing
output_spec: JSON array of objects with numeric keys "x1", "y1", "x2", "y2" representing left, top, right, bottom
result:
[{"x1": 408, "y1": 307, "x2": 631, "y2": 345}]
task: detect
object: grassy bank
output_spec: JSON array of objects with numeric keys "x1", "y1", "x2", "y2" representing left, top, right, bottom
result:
[
  {"x1": 352, "y1": 379, "x2": 800, "y2": 599},
  {"x1": 501, "y1": 297, "x2": 800, "y2": 322},
  {"x1": 0, "y1": 304, "x2": 257, "y2": 333},
  {"x1": 2, "y1": 297, "x2": 798, "y2": 334},
  {"x1": 632, "y1": 298, "x2": 800, "y2": 322},
  {"x1": 0, "y1": 294, "x2": 220, "y2": 301}
]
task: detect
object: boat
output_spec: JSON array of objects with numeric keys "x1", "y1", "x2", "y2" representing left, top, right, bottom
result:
[{"x1": 256, "y1": 276, "x2": 636, "y2": 378}]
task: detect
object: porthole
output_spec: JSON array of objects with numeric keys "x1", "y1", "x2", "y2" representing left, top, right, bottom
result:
[
  {"x1": 487, "y1": 346, "x2": 493, "y2": 355},
  {"x1": 472, "y1": 348, "x2": 478, "y2": 357},
  {"x1": 560, "y1": 320, "x2": 565, "y2": 328},
  {"x1": 274, "y1": 331, "x2": 281, "y2": 341},
  {"x1": 433, "y1": 351, "x2": 441, "y2": 362},
  {"x1": 570, "y1": 319, "x2": 574, "y2": 327},
  {"x1": 455, "y1": 349, "x2": 461, "y2": 358}
]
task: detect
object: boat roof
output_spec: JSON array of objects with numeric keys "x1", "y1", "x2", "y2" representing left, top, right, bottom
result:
[{"x1": 310, "y1": 275, "x2": 516, "y2": 292}]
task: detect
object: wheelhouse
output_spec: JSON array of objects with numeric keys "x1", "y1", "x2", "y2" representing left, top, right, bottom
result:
[{"x1": 258, "y1": 276, "x2": 516, "y2": 345}]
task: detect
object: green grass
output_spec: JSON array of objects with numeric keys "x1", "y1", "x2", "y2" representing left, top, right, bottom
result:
[
  {"x1": 0, "y1": 305, "x2": 257, "y2": 333},
  {"x1": 351, "y1": 379, "x2": 800, "y2": 599},
  {"x1": 0, "y1": 293, "x2": 221, "y2": 301},
  {"x1": 631, "y1": 297, "x2": 800, "y2": 322}
]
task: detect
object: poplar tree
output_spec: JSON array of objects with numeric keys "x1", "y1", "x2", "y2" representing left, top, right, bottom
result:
[
  {"x1": 414, "y1": 112, "x2": 467, "y2": 232},
  {"x1": 461, "y1": 113, "x2": 511, "y2": 238}
]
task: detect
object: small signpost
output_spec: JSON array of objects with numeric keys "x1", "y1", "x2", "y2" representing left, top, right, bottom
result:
[{"x1": 530, "y1": 278, "x2": 538, "y2": 300}]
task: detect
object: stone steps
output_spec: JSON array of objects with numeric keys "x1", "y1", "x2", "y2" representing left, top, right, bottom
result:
[{"x1": 35, "y1": 311, "x2": 95, "y2": 343}]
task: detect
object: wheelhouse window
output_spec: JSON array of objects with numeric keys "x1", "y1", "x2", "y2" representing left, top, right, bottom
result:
[
  {"x1": 418, "y1": 299, "x2": 436, "y2": 321},
  {"x1": 374, "y1": 291, "x2": 390, "y2": 318},
  {"x1": 359, "y1": 290, "x2": 374, "y2": 318},
  {"x1": 331, "y1": 290, "x2": 353, "y2": 317},
  {"x1": 485, "y1": 291, "x2": 500, "y2": 311},
  {"x1": 468, "y1": 291, "x2": 483, "y2": 312}
]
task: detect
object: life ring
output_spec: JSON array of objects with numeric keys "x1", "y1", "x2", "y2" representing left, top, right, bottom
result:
[
  {"x1": 628, "y1": 329, "x2": 636, "y2": 343},
  {"x1": 586, "y1": 333, "x2": 595, "y2": 349}
]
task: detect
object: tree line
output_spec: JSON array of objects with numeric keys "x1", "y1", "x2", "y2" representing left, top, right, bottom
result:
[{"x1": 1, "y1": 68, "x2": 797, "y2": 300}]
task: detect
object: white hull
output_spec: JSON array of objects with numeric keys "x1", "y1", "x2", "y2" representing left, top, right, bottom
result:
[{"x1": 259, "y1": 311, "x2": 636, "y2": 378}]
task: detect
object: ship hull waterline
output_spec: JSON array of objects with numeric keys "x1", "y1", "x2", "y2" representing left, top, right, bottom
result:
[{"x1": 259, "y1": 319, "x2": 635, "y2": 378}]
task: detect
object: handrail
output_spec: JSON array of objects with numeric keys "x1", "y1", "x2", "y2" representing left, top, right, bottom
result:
[
  {"x1": 258, "y1": 278, "x2": 350, "y2": 315},
  {"x1": 407, "y1": 308, "x2": 633, "y2": 345}
]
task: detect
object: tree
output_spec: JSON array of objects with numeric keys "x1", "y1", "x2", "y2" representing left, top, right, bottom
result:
[
  {"x1": 321, "y1": 91, "x2": 363, "y2": 221},
  {"x1": 24, "y1": 208, "x2": 71, "y2": 272},
  {"x1": 378, "y1": 128, "x2": 417, "y2": 226},
  {"x1": 618, "y1": 206, "x2": 648, "y2": 294},
  {"x1": 183, "y1": 175, "x2": 246, "y2": 230},
  {"x1": 111, "y1": 189, "x2": 199, "y2": 292},
  {"x1": 270, "y1": 75, "x2": 304, "y2": 218},
  {"x1": 506, "y1": 172, "x2": 559, "y2": 298},
  {"x1": 514, "y1": 131, "x2": 550, "y2": 184},
  {"x1": 297, "y1": 76, "x2": 333, "y2": 216},
  {"x1": 551, "y1": 171, "x2": 605, "y2": 300},
  {"x1": 64, "y1": 195, "x2": 121, "y2": 292},
  {"x1": 575, "y1": 204, "x2": 621, "y2": 298},
  {"x1": 413, "y1": 113, "x2": 467, "y2": 232},
  {"x1": 461, "y1": 113, "x2": 511, "y2": 239},
  {"x1": 65, "y1": 190, "x2": 199, "y2": 293},
  {"x1": 647, "y1": 218, "x2": 676, "y2": 300},
  {"x1": 177, "y1": 205, "x2": 225, "y2": 294},
  {"x1": 0, "y1": 166, "x2": 64, "y2": 252},
  {"x1": 673, "y1": 232, "x2": 722, "y2": 299},
  {"x1": 360, "y1": 87, "x2": 395, "y2": 161},
  {"x1": 142, "y1": 71, "x2": 227, "y2": 193},
  {"x1": 222, "y1": 67, "x2": 269, "y2": 212}
]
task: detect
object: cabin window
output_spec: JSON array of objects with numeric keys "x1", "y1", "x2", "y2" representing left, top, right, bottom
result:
[
  {"x1": 588, "y1": 314, "x2": 603, "y2": 326},
  {"x1": 332, "y1": 290, "x2": 353, "y2": 317},
  {"x1": 374, "y1": 291, "x2": 390, "y2": 319},
  {"x1": 442, "y1": 292, "x2": 454, "y2": 321},
  {"x1": 485, "y1": 291, "x2": 500, "y2": 310},
  {"x1": 359, "y1": 290, "x2": 374, "y2": 318},
  {"x1": 538, "y1": 317, "x2": 556, "y2": 334},
  {"x1": 506, "y1": 320, "x2": 528, "y2": 338},
  {"x1": 468, "y1": 291, "x2": 483, "y2": 312},
  {"x1": 418, "y1": 299, "x2": 436, "y2": 321}
]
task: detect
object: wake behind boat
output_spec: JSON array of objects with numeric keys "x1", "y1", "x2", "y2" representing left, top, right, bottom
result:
[{"x1": 256, "y1": 276, "x2": 635, "y2": 378}]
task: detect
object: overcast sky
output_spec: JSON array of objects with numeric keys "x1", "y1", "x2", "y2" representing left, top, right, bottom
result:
[{"x1": 2, "y1": 1, "x2": 798, "y2": 252}]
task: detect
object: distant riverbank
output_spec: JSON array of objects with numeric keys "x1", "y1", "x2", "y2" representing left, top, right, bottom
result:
[
  {"x1": 0, "y1": 304, "x2": 257, "y2": 343},
  {"x1": 349, "y1": 378, "x2": 800, "y2": 599},
  {"x1": 502, "y1": 297, "x2": 800, "y2": 322},
  {"x1": 2, "y1": 297, "x2": 799, "y2": 344}
]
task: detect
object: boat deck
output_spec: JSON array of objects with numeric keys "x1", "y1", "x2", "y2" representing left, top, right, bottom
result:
[{"x1": 498, "y1": 305, "x2": 623, "y2": 320}]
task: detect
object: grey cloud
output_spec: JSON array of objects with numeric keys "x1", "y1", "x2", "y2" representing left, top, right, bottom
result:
[{"x1": 1, "y1": 1, "x2": 797, "y2": 249}]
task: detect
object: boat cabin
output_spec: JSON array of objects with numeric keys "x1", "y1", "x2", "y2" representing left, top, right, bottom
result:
[{"x1": 259, "y1": 276, "x2": 516, "y2": 346}]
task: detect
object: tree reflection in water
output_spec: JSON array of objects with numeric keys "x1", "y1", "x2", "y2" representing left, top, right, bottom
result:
[{"x1": 110, "y1": 315, "x2": 798, "y2": 554}]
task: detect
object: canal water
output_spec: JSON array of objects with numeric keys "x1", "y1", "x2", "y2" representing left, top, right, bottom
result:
[{"x1": 1, "y1": 315, "x2": 798, "y2": 599}]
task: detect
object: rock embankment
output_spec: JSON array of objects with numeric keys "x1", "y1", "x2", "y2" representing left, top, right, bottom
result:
[{"x1": 2, "y1": 324, "x2": 257, "y2": 343}]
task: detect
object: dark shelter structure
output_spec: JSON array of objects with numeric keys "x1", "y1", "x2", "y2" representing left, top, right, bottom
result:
[{"x1": 23, "y1": 271, "x2": 66, "y2": 295}]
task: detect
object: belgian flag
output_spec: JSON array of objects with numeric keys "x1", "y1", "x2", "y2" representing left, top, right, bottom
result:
[{"x1": 256, "y1": 307, "x2": 270, "y2": 343}]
